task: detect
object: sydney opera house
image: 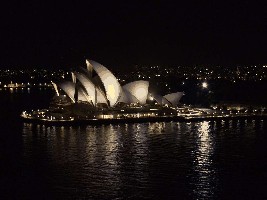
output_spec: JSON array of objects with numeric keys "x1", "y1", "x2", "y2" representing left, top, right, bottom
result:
[
  {"x1": 52, "y1": 60, "x2": 183, "y2": 108},
  {"x1": 22, "y1": 60, "x2": 184, "y2": 122}
]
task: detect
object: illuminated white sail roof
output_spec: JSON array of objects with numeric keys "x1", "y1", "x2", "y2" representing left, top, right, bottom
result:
[
  {"x1": 151, "y1": 93, "x2": 171, "y2": 106},
  {"x1": 58, "y1": 81, "x2": 89, "y2": 103},
  {"x1": 117, "y1": 88, "x2": 140, "y2": 104},
  {"x1": 51, "y1": 81, "x2": 59, "y2": 96},
  {"x1": 55, "y1": 59, "x2": 184, "y2": 108},
  {"x1": 88, "y1": 60, "x2": 121, "y2": 106},
  {"x1": 75, "y1": 72, "x2": 107, "y2": 105},
  {"x1": 162, "y1": 97, "x2": 172, "y2": 105},
  {"x1": 123, "y1": 81, "x2": 149, "y2": 105},
  {"x1": 163, "y1": 92, "x2": 184, "y2": 106}
]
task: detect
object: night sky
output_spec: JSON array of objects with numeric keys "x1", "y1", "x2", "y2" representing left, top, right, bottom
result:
[{"x1": 1, "y1": 1, "x2": 267, "y2": 69}]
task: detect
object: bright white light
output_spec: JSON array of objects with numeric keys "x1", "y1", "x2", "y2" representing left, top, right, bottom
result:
[
  {"x1": 149, "y1": 94, "x2": 154, "y2": 101},
  {"x1": 202, "y1": 82, "x2": 208, "y2": 89}
]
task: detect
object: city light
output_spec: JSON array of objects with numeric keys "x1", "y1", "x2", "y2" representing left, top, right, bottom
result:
[{"x1": 202, "y1": 82, "x2": 208, "y2": 89}]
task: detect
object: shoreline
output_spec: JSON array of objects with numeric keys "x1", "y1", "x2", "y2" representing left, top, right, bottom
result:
[{"x1": 21, "y1": 114, "x2": 267, "y2": 126}]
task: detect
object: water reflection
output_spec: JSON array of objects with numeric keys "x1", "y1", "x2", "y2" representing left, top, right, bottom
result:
[
  {"x1": 191, "y1": 121, "x2": 217, "y2": 199},
  {"x1": 148, "y1": 122, "x2": 166, "y2": 134},
  {"x1": 22, "y1": 123, "x2": 150, "y2": 199},
  {"x1": 21, "y1": 120, "x2": 266, "y2": 199}
]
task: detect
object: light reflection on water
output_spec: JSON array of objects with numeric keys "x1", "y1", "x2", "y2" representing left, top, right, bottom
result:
[
  {"x1": 21, "y1": 119, "x2": 266, "y2": 199},
  {"x1": 191, "y1": 121, "x2": 217, "y2": 199}
]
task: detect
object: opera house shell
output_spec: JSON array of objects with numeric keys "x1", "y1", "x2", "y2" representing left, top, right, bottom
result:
[{"x1": 53, "y1": 60, "x2": 184, "y2": 108}]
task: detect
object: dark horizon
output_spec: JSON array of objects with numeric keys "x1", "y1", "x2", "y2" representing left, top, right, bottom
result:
[{"x1": 1, "y1": 1, "x2": 267, "y2": 69}]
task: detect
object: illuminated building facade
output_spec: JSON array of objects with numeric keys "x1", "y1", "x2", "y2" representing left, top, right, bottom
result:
[{"x1": 54, "y1": 60, "x2": 184, "y2": 107}]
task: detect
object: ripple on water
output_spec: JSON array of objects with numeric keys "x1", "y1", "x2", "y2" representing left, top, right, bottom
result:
[{"x1": 20, "y1": 119, "x2": 267, "y2": 199}]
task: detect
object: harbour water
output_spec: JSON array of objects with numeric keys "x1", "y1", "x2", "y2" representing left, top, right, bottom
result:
[{"x1": 0, "y1": 88, "x2": 267, "y2": 199}]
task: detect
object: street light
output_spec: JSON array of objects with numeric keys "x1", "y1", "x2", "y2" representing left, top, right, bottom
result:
[{"x1": 202, "y1": 82, "x2": 208, "y2": 89}]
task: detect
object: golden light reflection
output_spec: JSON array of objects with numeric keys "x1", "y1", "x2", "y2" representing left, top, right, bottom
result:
[
  {"x1": 148, "y1": 122, "x2": 165, "y2": 134},
  {"x1": 192, "y1": 121, "x2": 216, "y2": 199},
  {"x1": 196, "y1": 121, "x2": 211, "y2": 164}
]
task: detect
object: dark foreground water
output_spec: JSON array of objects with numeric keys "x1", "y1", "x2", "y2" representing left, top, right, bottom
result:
[{"x1": 0, "y1": 89, "x2": 267, "y2": 199}]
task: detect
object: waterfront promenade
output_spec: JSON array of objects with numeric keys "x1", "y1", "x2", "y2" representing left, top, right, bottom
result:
[{"x1": 21, "y1": 111, "x2": 267, "y2": 126}]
